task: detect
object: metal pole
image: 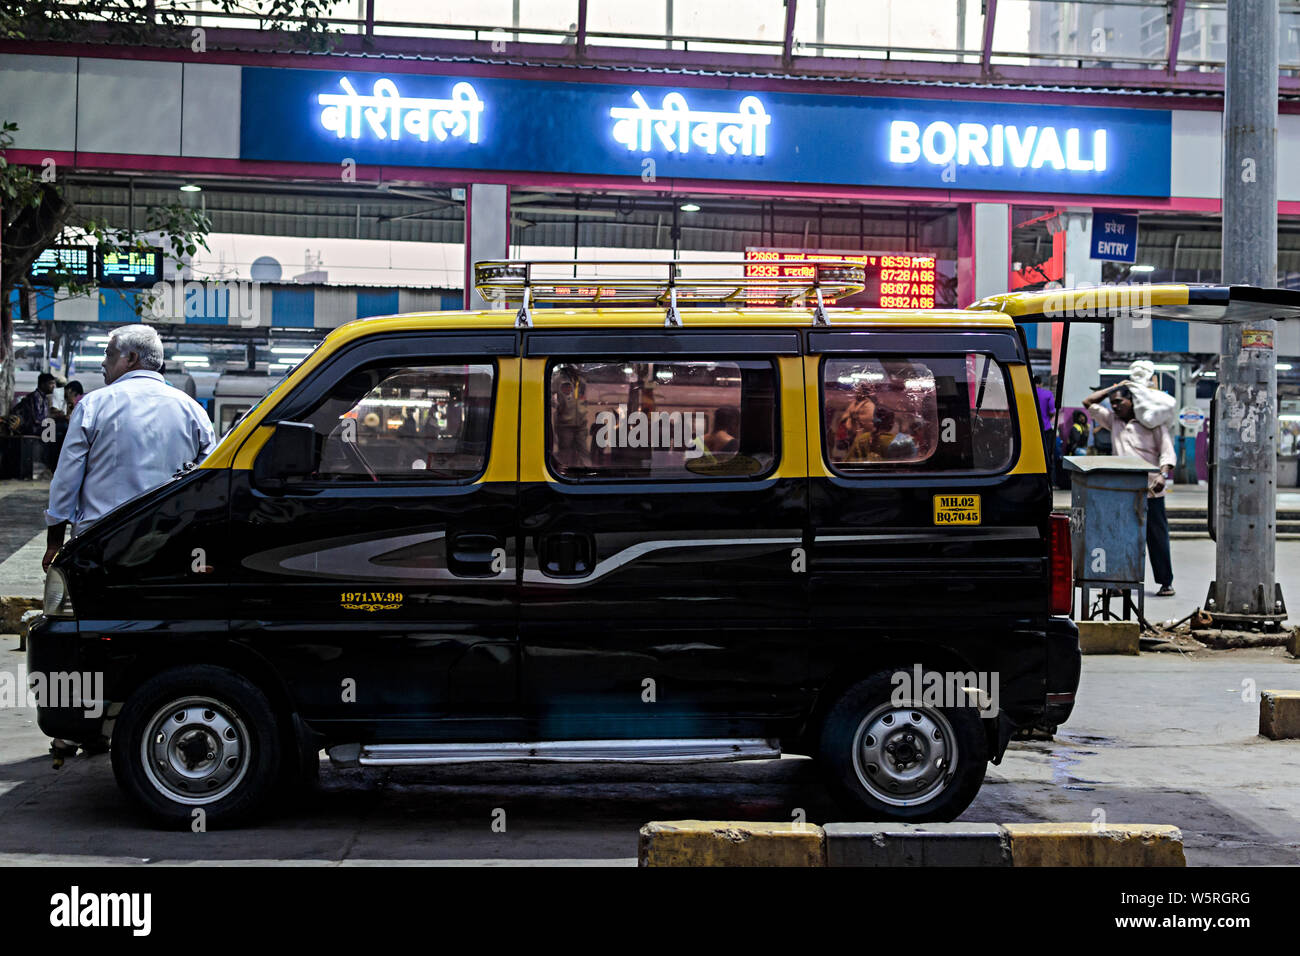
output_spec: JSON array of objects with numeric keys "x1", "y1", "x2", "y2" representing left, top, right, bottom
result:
[{"x1": 1214, "y1": 0, "x2": 1280, "y2": 624}]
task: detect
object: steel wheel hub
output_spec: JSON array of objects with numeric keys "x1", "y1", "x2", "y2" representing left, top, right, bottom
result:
[
  {"x1": 141, "y1": 696, "x2": 250, "y2": 805},
  {"x1": 851, "y1": 703, "x2": 958, "y2": 807}
]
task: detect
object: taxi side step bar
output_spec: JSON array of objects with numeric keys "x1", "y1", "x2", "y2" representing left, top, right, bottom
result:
[{"x1": 328, "y1": 738, "x2": 781, "y2": 767}]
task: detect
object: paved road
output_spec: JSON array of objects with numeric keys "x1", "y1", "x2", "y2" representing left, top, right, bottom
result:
[{"x1": 1, "y1": 639, "x2": 1297, "y2": 866}]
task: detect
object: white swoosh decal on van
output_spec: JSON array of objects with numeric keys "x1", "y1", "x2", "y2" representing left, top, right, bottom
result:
[{"x1": 522, "y1": 536, "x2": 801, "y2": 586}]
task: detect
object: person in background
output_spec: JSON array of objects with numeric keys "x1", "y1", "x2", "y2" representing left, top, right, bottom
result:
[
  {"x1": 10, "y1": 372, "x2": 56, "y2": 437},
  {"x1": 1034, "y1": 374, "x2": 1057, "y2": 470},
  {"x1": 553, "y1": 375, "x2": 588, "y2": 464},
  {"x1": 52, "y1": 380, "x2": 86, "y2": 467},
  {"x1": 9, "y1": 372, "x2": 60, "y2": 478},
  {"x1": 63, "y1": 380, "x2": 84, "y2": 413},
  {"x1": 703, "y1": 406, "x2": 741, "y2": 456},
  {"x1": 1083, "y1": 382, "x2": 1177, "y2": 597},
  {"x1": 1065, "y1": 410, "x2": 1090, "y2": 456},
  {"x1": 43, "y1": 324, "x2": 215, "y2": 573}
]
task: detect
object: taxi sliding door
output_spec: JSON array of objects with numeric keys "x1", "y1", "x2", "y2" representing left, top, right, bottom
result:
[
  {"x1": 804, "y1": 331, "x2": 1050, "y2": 675},
  {"x1": 227, "y1": 332, "x2": 521, "y2": 739},
  {"x1": 516, "y1": 329, "x2": 812, "y2": 739}
]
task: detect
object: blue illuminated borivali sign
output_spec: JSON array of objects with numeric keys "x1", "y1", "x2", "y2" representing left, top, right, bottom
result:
[{"x1": 239, "y1": 68, "x2": 1172, "y2": 197}]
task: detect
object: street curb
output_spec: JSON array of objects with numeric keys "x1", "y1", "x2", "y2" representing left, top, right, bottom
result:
[
  {"x1": 1002, "y1": 823, "x2": 1186, "y2": 867},
  {"x1": 824, "y1": 822, "x2": 1010, "y2": 867},
  {"x1": 1259, "y1": 690, "x2": 1300, "y2": 739},
  {"x1": 638, "y1": 820, "x2": 824, "y2": 867},
  {"x1": 1077, "y1": 620, "x2": 1141, "y2": 655},
  {"x1": 638, "y1": 821, "x2": 1186, "y2": 866}
]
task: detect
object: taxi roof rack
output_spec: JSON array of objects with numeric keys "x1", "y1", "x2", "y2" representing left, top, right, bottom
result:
[{"x1": 473, "y1": 258, "x2": 868, "y2": 329}]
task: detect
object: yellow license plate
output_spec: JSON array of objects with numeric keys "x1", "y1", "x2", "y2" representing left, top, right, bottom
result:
[{"x1": 933, "y1": 494, "x2": 981, "y2": 525}]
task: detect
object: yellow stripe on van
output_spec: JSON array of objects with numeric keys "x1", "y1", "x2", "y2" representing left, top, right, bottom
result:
[
  {"x1": 1007, "y1": 364, "x2": 1047, "y2": 476},
  {"x1": 776, "y1": 356, "x2": 808, "y2": 480},
  {"x1": 804, "y1": 355, "x2": 835, "y2": 480},
  {"x1": 519, "y1": 358, "x2": 551, "y2": 484},
  {"x1": 482, "y1": 358, "x2": 520, "y2": 484},
  {"x1": 969, "y1": 283, "x2": 1191, "y2": 320}
]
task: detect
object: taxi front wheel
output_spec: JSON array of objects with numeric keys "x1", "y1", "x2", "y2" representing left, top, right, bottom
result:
[
  {"x1": 111, "y1": 665, "x2": 282, "y2": 829},
  {"x1": 818, "y1": 670, "x2": 988, "y2": 822}
]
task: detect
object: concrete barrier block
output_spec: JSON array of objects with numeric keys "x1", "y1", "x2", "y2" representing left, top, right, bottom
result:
[
  {"x1": 824, "y1": 822, "x2": 1010, "y2": 867},
  {"x1": 1003, "y1": 823, "x2": 1185, "y2": 867},
  {"x1": 1259, "y1": 690, "x2": 1300, "y2": 740},
  {"x1": 638, "y1": 820, "x2": 825, "y2": 867},
  {"x1": 1077, "y1": 620, "x2": 1140, "y2": 655}
]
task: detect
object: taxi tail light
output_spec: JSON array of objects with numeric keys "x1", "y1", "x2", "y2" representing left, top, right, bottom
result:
[{"x1": 1048, "y1": 513, "x2": 1073, "y2": 616}]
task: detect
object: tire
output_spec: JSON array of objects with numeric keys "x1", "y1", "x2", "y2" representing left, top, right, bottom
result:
[
  {"x1": 111, "y1": 665, "x2": 282, "y2": 829},
  {"x1": 818, "y1": 668, "x2": 989, "y2": 822}
]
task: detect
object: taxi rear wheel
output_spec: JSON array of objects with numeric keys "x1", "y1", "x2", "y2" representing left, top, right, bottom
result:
[
  {"x1": 818, "y1": 669, "x2": 988, "y2": 822},
  {"x1": 112, "y1": 665, "x2": 282, "y2": 829}
]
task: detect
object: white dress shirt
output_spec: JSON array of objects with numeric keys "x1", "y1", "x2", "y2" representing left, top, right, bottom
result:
[{"x1": 45, "y1": 370, "x2": 216, "y2": 536}]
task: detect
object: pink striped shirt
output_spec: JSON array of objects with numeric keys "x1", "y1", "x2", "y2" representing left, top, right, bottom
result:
[{"x1": 1085, "y1": 403, "x2": 1176, "y2": 498}]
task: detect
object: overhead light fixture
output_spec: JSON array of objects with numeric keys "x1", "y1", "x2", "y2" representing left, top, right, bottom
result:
[
  {"x1": 179, "y1": 183, "x2": 202, "y2": 193},
  {"x1": 679, "y1": 202, "x2": 701, "y2": 212},
  {"x1": 271, "y1": 346, "x2": 314, "y2": 355},
  {"x1": 1129, "y1": 264, "x2": 1155, "y2": 273},
  {"x1": 172, "y1": 354, "x2": 209, "y2": 362},
  {"x1": 1278, "y1": 363, "x2": 1293, "y2": 371}
]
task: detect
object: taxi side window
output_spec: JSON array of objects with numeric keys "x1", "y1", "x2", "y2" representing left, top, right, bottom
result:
[
  {"x1": 547, "y1": 359, "x2": 778, "y2": 480},
  {"x1": 302, "y1": 361, "x2": 495, "y2": 481},
  {"x1": 822, "y1": 353, "x2": 1014, "y2": 473}
]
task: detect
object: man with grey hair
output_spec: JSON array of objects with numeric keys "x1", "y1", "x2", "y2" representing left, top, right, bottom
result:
[{"x1": 43, "y1": 324, "x2": 215, "y2": 572}]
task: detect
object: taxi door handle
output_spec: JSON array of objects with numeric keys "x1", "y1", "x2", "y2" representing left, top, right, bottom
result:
[
  {"x1": 538, "y1": 531, "x2": 595, "y2": 578},
  {"x1": 448, "y1": 532, "x2": 503, "y2": 577}
]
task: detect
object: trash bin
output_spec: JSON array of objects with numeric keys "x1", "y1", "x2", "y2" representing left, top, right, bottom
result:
[
  {"x1": 1063, "y1": 455, "x2": 1153, "y2": 622},
  {"x1": 0, "y1": 435, "x2": 39, "y2": 479},
  {"x1": 1278, "y1": 453, "x2": 1299, "y2": 489}
]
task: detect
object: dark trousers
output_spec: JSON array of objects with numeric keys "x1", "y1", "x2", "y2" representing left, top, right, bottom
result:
[{"x1": 1146, "y1": 496, "x2": 1173, "y2": 587}]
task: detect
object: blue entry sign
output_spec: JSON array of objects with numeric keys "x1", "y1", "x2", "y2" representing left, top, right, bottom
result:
[
  {"x1": 1091, "y1": 211, "x2": 1139, "y2": 262},
  {"x1": 239, "y1": 68, "x2": 1174, "y2": 197}
]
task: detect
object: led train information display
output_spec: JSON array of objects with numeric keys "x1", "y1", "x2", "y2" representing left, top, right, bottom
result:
[{"x1": 744, "y1": 249, "x2": 938, "y2": 309}]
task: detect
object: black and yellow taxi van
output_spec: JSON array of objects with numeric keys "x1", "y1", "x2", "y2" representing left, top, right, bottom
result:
[{"x1": 31, "y1": 259, "x2": 1083, "y2": 827}]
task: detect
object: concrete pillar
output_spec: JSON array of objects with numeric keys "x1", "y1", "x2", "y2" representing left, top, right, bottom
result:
[
  {"x1": 464, "y1": 184, "x2": 510, "y2": 310},
  {"x1": 1215, "y1": 0, "x2": 1279, "y2": 621},
  {"x1": 964, "y1": 202, "x2": 1010, "y2": 304},
  {"x1": 1058, "y1": 209, "x2": 1101, "y2": 408}
]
